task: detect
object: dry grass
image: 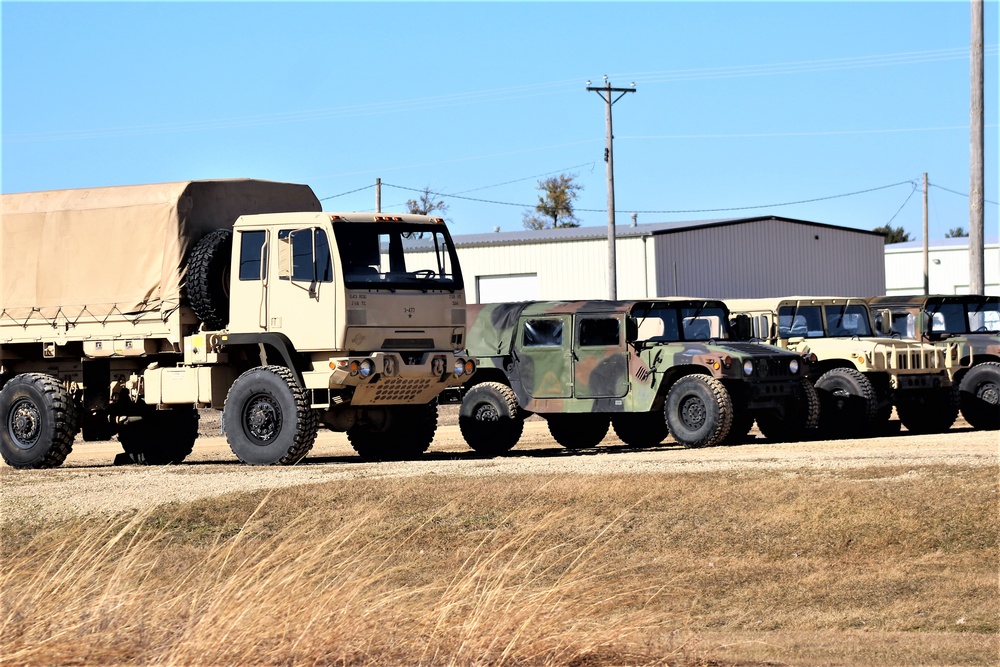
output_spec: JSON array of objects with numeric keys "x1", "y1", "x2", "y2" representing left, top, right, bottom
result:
[{"x1": 1, "y1": 465, "x2": 997, "y2": 666}]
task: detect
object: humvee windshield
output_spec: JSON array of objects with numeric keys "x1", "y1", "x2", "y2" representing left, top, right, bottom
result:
[
  {"x1": 631, "y1": 303, "x2": 729, "y2": 343},
  {"x1": 777, "y1": 304, "x2": 873, "y2": 338},
  {"x1": 925, "y1": 299, "x2": 1000, "y2": 335},
  {"x1": 333, "y1": 223, "x2": 463, "y2": 291}
]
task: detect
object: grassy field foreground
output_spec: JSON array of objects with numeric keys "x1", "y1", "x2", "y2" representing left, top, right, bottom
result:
[{"x1": 1, "y1": 465, "x2": 996, "y2": 666}]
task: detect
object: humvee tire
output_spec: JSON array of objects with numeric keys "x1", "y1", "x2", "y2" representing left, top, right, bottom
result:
[
  {"x1": 612, "y1": 411, "x2": 668, "y2": 448},
  {"x1": 458, "y1": 382, "x2": 523, "y2": 456},
  {"x1": 664, "y1": 375, "x2": 733, "y2": 448},
  {"x1": 0, "y1": 373, "x2": 79, "y2": 469},
  {"x1": 348, "y1": 403, "x2": 438, "y2": 461},
  {"x1": 958, "y1": 362, "x2": 1000, "y2": 430},
  {"x1": 223, "y1": 366, "x2": 318, "y2": 465},
  {"x1": 814, "y1": 368, "x2": 877, "y2": 436},
  {"x1": 118, "y1": 403, "x2": 199, "y2": 465},
  {"x1": 188, "y1": 228, "x2": 233, "y2": 331},
  {"x1": 756, "y1": 378, "x2": 821, "y2": 442},
  {"x1": 546, "y1": 413, "x2": 610, "y2": 450},
  {"x1": 895, "y1": 388, "x2": 958, "y2": 434}
]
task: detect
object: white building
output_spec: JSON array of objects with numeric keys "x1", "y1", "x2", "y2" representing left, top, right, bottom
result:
[
  {"x1": 413, "y1": 216, "x2": 887, "y2": 303},
  {"x1": 883, "y1": 237, "x2": 1000, "y2": 296}
]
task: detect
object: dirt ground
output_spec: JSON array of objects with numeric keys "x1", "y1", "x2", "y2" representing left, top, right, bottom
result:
[{"x1": 2, "y1": 406, "x2": 997, "y2": 522}]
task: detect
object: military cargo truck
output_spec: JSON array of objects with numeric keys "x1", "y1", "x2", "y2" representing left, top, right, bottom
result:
[
  {"x1": 455, "y1": 299, "x2": 818, "y2": 454},
  {"x1": 726, "y1": 296, "x2": 969, "y2": 436},
  {"x1": 867, "y1": 294, "x2": 999, "y2": 430},
  {"x1": 0, "y1": 180, "x2": 474, "y2": 469}
]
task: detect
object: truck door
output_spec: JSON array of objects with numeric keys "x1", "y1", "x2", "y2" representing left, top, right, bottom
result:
[
  {"x1": 573, "y1": 314, "x2": 629, "y2": 399},
  {"x1": 515, "y1": 315, "x2": 572, "y2": 398},
  {"x1": 265, "y1": 226, "x2": 337, "y2": 351}
]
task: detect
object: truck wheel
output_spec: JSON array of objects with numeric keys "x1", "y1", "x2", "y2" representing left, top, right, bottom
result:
[
  {"x1": 958, "y1": 362, "x2": 1000, "y2": 430},
  {"x1": 348, "y1": 403, "x2": 438, "y2": 461},
  {"x1": 814, "y1": 368, "x2": 876, "y2": 437},
  {"x1": 0, "y1": 374, "x2": 78, "y2": 469},
  {"x1": 459, "y1": 382, "x2": 523, "y2": 456},
  {"x1": 187, "y1": 228, "x2": 233, "y2": 331},
  {"x1": 546, "y1": 413, "x2": 610, "y2": 450},
  {"x1": 756, "y1": 378, "x2": 820, "y2": 442},
  {"x1": 118, "y1": 404, "x2": 199, "y2": 465},
  {"x1": 223, "y1": 366, "x2": 318, "y2": 465},
  {"x1": 664, "y1": 375, "x2": 733, "y2": 448},
  {"x1": 895, "y1": 388, "x2": 959, "y2": 434},
  {"x1": 612, "y1": 411, "x2": 668, "y2": 448}
]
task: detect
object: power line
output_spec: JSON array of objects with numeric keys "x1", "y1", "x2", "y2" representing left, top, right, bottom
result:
[
  {"x1": 885, "y1": 181, "x2": 920, "y2": 226},
  {"x1": 929, "y1": 182, "x2": 998, "y2": 206},
  {"x1": 318, "y1": 183, "x2": 375, "y2": 202}
]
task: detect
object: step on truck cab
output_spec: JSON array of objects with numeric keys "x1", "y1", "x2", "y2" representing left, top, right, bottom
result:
[
  {"x1": 726, "y1": 296, "x2": 969, "y2": 436},
  {"x1": 867, "y1": 294, "x2": 999, "y2": 430},
  {"x1": 455, "y1": 299, "x2": 819, "y2": 455},
  {"x1": 0, "y1": 180, "x2": 473, "y2": 468}
]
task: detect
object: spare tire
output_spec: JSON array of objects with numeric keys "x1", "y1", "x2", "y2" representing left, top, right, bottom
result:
[{"x1": 187, "y1": 229, "x2": 233, "y2": 330}]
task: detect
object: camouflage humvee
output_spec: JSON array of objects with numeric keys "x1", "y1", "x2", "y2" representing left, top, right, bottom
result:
[
  {"x1": 727, "y1": 296, "x2": 970, "y2": 436},
  {"x1": 867, "y1": 294, "x2": 999, "y2": 430},
  {"x1": 456, "y1": 299, "x2": 818, "y2": 454}
]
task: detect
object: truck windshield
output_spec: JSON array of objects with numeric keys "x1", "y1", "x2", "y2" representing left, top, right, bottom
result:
[
  {"x1": 927, "y1": 299, "x2": 1000, "y2": 335},
  {"x1": 631, "y1": 303, "x2": 729, "y2": 342},
  {"x1": 333, "y1": 222, "x2": 463, "y2": 291}
]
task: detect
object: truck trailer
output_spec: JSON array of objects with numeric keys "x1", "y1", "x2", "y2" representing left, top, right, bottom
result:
[{"x1": 1, "y1": 180, "x2": 474, "y2": 468}]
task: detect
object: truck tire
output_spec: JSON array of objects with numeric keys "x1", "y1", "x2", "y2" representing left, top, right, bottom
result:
[
  {"x1": 612, "y1": 411, "x2": 668, "y2": 448},
  {"x1": 896, "y1": 388, "x2": 958, "y2": 434},
  {"x1": 957, "y1": 362, "x2": 1000, "y2": 430},
  {"x1": 664, "y1": 375, "x2": 733, "y2": 448},
  {"x1": 458, "y1": 382, "x2": 523, "y2": 456},
  {"x1": 187, "y1": 228, "x2": 233, "y2": 331},
  {"x1": 756, "y1": 378, "x2": 821, "y2": 442},
  {"x1": 0, "y1": 373, "x2": 79, "y2": 469},
  {"x1": 546, "y1": 413, "x2": 610, "y2": 450},
  {"x1": 118, "y1": 404, "x2": 199, "y2": 465},
  {"x1": 223, "y1": 366, "x2": 318, "y2": 465},
  {"x1": 814, "y1": 368, "x2": 877, "y2": 437},
  {"x1": 348, "y1": 403, "x2": 438, "y2": 461}
]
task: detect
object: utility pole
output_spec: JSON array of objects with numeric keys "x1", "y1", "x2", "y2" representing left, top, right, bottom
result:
[
  {"x1": 376, "y1": 178, "x2": 382, "y2": 213},
  {"x1": 923, "y1": 173, "x2": 929, "y2": 295},
  {"x1": 587, "y1": 76, "x2": 635, "y2": 300},
  {"x1": 969, "y1": 0, "x2": 985, "y2": 294}
]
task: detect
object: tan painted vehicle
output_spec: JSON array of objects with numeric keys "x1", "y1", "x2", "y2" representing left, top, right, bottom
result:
[
  {"x1": 867, "y1": 294, "x2": 999, "y2": 430},
  {"x1": 727, "y1": 297, "x2": 969, "y2": 436},
  {"x1": 1, "y1": 180, "x2": 473, "y2": 468},
  {"x1": 454, "y1": 299, "x2": 819, "y2": 454}
]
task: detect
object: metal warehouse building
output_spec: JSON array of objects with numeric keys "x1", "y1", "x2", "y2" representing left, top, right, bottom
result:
[
  {"x1": 884, "y1": 237, "x2": 1000, "y2": 296},
  {"x1": 413, "y1": 215, "x2": 886, "y2": 303}
]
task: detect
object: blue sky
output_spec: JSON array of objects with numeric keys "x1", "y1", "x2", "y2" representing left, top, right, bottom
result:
[{"x1": 2, "y1": 1, "x2": 997, "y2": 240}]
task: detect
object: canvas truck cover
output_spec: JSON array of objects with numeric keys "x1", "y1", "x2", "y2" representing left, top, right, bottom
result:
[{"x1": 1, "y1": 179, "x2": 320, "y2": 321}]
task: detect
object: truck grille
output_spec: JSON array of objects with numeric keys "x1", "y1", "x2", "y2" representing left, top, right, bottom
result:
[{"x1": 370, "y1": 377, "x2": 437, "y2": 403}]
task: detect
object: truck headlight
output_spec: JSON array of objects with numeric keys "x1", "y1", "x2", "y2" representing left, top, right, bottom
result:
[
  {"x1": 743, "y1": 360, "x2": 754, "y2": 376},
  {"x1": 788, "y1": 358, "x2": 800, "y2": 375}
]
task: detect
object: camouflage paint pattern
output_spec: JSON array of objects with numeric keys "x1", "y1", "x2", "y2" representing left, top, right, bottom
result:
[
  {"x1": 866, "y1": 295, "x2": 1000, "y2": 363},
  {"x1": 466, "y1": 299, "x2": 808, "y2": 415}
]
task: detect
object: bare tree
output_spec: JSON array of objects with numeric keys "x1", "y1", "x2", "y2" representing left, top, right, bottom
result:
[
  {"x1": 523, "y1": 174, "x2": 583, "y2": 230},
  {"x1": 406, "y1": 187, "x2": 449, "y2": 217}
]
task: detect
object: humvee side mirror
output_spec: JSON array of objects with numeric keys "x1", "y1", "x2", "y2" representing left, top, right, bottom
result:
[
  {"x1": 874, "y1": 308, "x2": 893, "y2": 336},
  {"x1": 730, "y1": 314, "x2": 751, "y2": 340}
]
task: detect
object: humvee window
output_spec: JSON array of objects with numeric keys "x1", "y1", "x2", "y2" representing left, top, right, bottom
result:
[
  {"x1": 579, "y1": 318, "x2": 620, "y2": 346},
  {"x1": 968, "y1": 301, "x2": 1000, "y2": 332},
  {"x1": 778, "y1": 306, "x2": 823, "y2": 338},
  {"x1": 238, "y1": 230, "x2": 267, "y2": 281},
  {"x1": 824, "y1": 304, "x2": 872, "y2": 337},
  {"x1": 522, "y1": 319, "x2": 563, "y2": 347}
]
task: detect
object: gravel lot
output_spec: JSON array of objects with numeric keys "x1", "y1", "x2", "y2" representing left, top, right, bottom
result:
[{"x1": 2, "y1": 406, "x2": 997, "y2": 522}]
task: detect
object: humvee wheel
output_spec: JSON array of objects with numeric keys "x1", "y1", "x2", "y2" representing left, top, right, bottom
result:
[
  {"x1": 958, "y1": 362, "x2": 1000, "y2": 430},
  {"x1": 188, "y1": 228, "x2": 233, "y2": 331},
  {"x1": 0, "y1": 374, "x2": 78, "y2": 469},
  {"x1": 612, "y1": 411, "x2": 668, "y2": 448},
  {"x1": 664, "y1": 375, "x2": 733, "y2": 448},
  {"x1": 814, "y1": 368, "x2": 876, "y2": 437},
  {"x1": 224, "y1": 366, "x2": 317, "y2": 465},
  {"x1": 546, "y1": 413, "x2": 610, "y2": 450},
  {"x1": 756, "y1": 378, "x2": 821, "y2": 442},
  {"x1": 118, "y1": 403, "x2": 199, "y2": 465},
  {"x1": 896, "y1": 388, "x2": 958, "y2": 434},
  {"x1": 348, "y1": 403, "x2": 438, "y2": 461},
  {"x1": 459, "y1": 382, "x2": 523, "y2": 456}
]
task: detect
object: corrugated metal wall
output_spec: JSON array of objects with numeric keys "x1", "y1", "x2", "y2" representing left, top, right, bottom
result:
[
  {"x1": 652, "y1": 219, "x2": 885, "y2": 299},
  {"x1": 884, "y1": 242, "x2": 1000, "y2": 296}
]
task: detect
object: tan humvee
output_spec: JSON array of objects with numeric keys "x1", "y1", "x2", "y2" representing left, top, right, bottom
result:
[
  {"x1": 1, "y1": 180, "x2": 473, "y2": 468},
  {"x1": 726, "y1": 296, "x2": 968, "y2": 436}
]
